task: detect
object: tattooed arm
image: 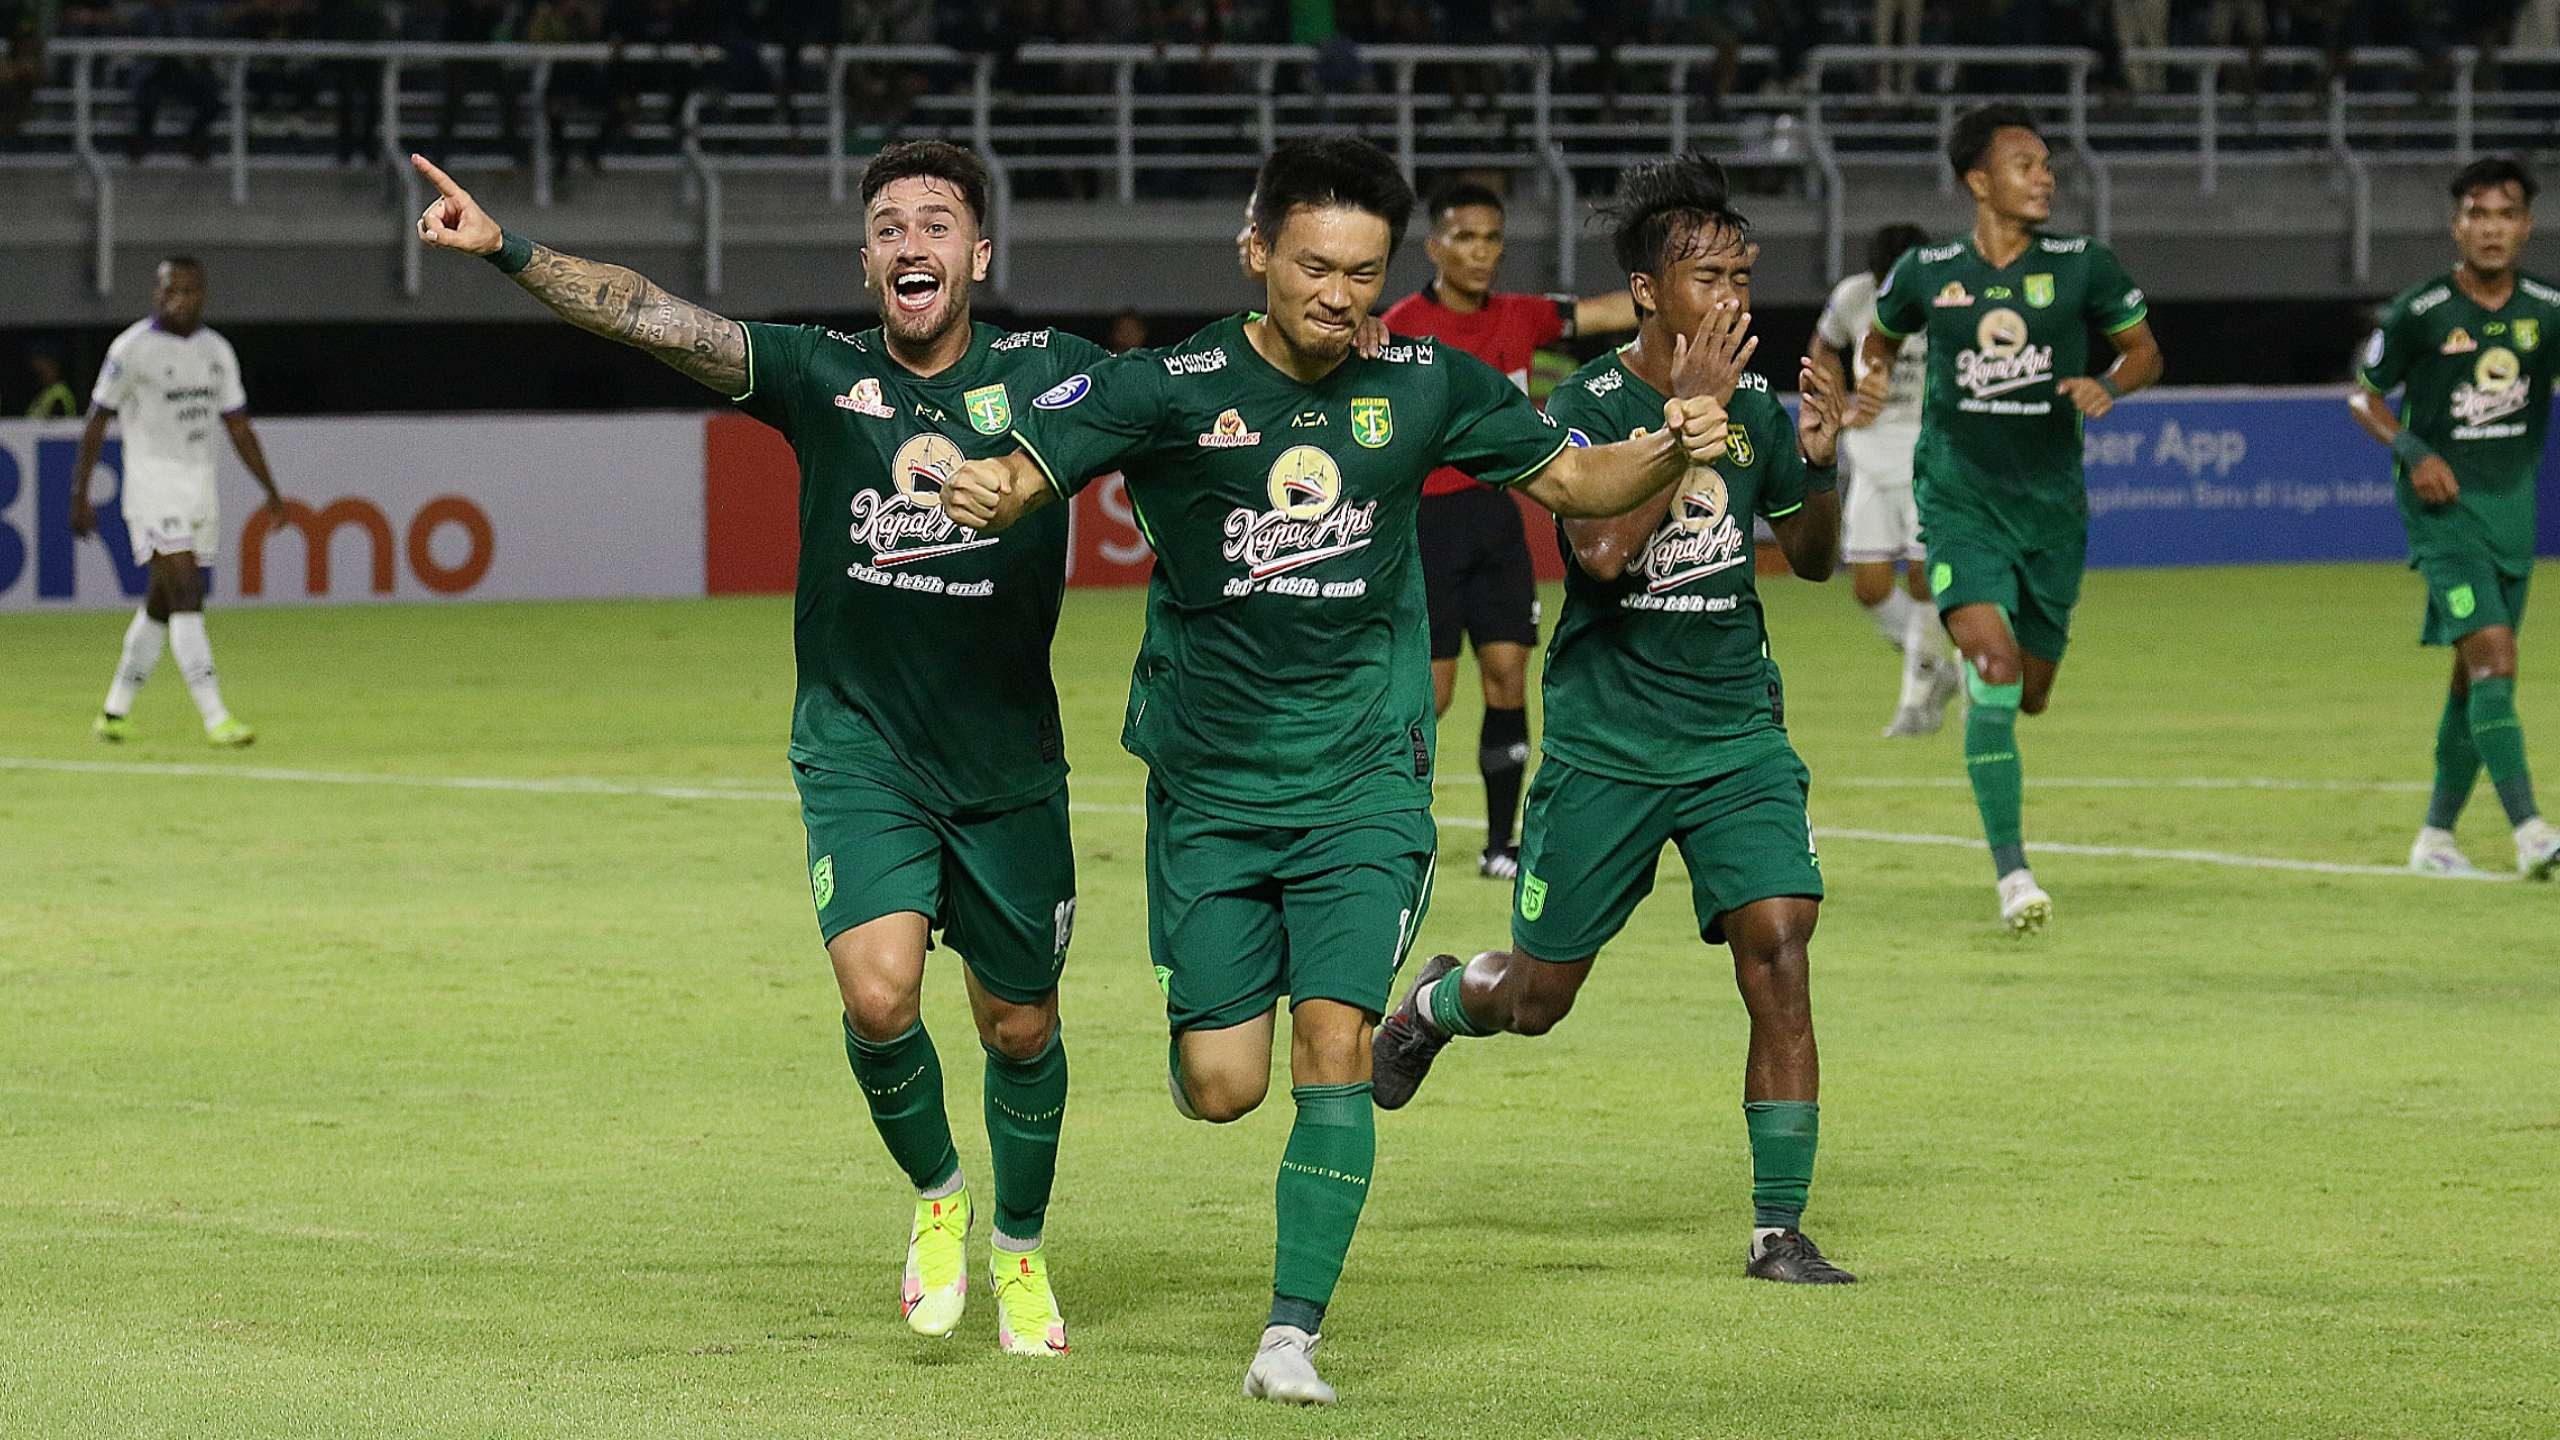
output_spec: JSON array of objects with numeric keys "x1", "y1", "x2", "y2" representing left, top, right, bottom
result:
[{"x1": 408, "y1": 152, "x2": 746, "y2": 394}]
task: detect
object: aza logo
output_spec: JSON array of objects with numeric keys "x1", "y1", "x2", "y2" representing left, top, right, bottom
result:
[
  {"x1": 1223, "y1": 446, "x2": 1378, "y2": 579},
  {"x1": 847, "y1": 434, "x2": 999, "y2": 567}
]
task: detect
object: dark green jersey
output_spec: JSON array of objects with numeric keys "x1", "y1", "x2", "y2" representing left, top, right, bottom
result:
[
  {"x1": 1012, "y1": 314, "x2": 1572, "y2": 825},
  {"x1": 733, "y1": 321, "x2": 1106, "y2": 813},
  {"x1": 1872, "y1": 231, "x2": 2148, "y2": 547},
  {"x1": 1542, "y1": 352, "x2": 1810, "y2": 784},
  {"x1": 2356, "y1": 270, "x2": 2560, "y2": 578}
]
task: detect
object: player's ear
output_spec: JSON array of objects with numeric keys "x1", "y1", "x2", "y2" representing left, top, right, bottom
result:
[
  {"x1": 1247, "y1": 226, "x2": 1272, "y2": 275},
  {"x1": 970, "y1": 236, "x2": 992, "y2": 284},
  {"x1": 1628, "y1": 272, "x2": 1658, "y2": 317},
  {"x1": 1964, "y1": 168, "x2": 1992, "y2": 205}
]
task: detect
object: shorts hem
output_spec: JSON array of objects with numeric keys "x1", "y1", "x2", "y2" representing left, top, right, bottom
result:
[
  {"x1": 1698, "y1": 886, "x2": 1824, "y2": 944},
  {"x1": 816, "y1": 901, "x2": 935, "y2": 948}
]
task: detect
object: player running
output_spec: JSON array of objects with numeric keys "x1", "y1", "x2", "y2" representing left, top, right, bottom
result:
[
  {"x1": 1810, "y1": 220, "x2": 1961, "y2": 737},
  {"x1": 69, "y1": 256, "x2": 286, "y2": 748},
  {"x1": 1859, "y1": 103, "x2": 2165, "y2": 934},
  {"x1": 943, "y1": 137, "x2": 1734, "y2": 1406},
  {"x1": 1381, "y1": 181, "x2": 1640, "y2": 879},
  {"x1": 1368, "y1": 154, "x2": 1858, "y2": 1286},
  {"x1": 2351, "y1": 156, "x2": 2560, "y2": 879},
  {"x1": 413, "y1": 141, "x2": 1095, "y2": 1356}
]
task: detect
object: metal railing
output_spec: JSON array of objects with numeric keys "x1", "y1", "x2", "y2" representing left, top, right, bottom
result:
[{"x1": 12, "y1": 38, "x2": 2554, "y2": 299}]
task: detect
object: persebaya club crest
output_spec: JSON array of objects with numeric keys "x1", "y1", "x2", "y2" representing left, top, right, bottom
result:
[
  {"x1": 1350, "y1": 397, "x2": 1393, "y2": 449},
  {"x1": 2024, "y1": 273, "x2": 2055, "y2": 308},
  {"x1": 964, "y1": 383, "x2": 1012, "y2": 435}
]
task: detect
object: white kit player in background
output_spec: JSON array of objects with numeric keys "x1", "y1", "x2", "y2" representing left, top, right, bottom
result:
[
  {"x1": 69, "y1": 256, "x2": 288, "y2": 748},
  {"x1": 1809, "y1": 222, "x2": 1962, "y2": 737}
]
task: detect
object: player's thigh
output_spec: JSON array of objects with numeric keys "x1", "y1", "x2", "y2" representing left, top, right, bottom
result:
[
  {"x1": 1418, "y1": 495, "x2": 1472, "y2": 663},
  {"x1": 1462, "y1": 495, "x2": 1541, "y2": 662},
  {"x1": 794, "y1": 761, "x2": 944, "y2": 951},
  {"x1": 2418, "y1": 551, "x2": 2524, "y2": 650},
  {"x1": 1671, "y1": 748, "x2": 1825, "y2": 946},
  {"x1": 2010, "y1": 533, "x2": 2086, "y2": 667},
  {"x1": 1511, "y1": 758, "x2": 1679, "y2": 964},
  {"x1": 1145, "y1": 782, "x2": 1289, "y2": 1035},
  {"x1": 144, "y1": 547, "x2": 205, "y2": 610},
  {"x1": 1923, "y1": 534, "x2": 2022, "y2": 636},
  {"x1": 1273, "y1": 806, "x2": 1439, "y2": 1021},
  {"x1": 936, "y1": 785, "x2": 1078, "y2": 1008},
  {"x1": 826, "y1": 912, "x2": 931, "y2": 1038}
]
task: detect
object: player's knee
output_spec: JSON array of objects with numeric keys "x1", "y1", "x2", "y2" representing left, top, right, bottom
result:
[
  {"x1": 1965, "y1": 653, "x2": 2022, "y2": 703},
  {"x1": 978, "y1": 1005, "x2": 1056, "y2": 1061},
  {"x1": 1181, "y1": 1068, "x2": 1266, "y2": 1123},
  {"x1": 842, "y1": 978, "x2": 921, "y2": 1044},
  {"x1": 1851, "y1": 571, "x2": 1894, "y2": 608},
  {"x1": 1510, "y1": 977, "x2": 1580, "y2": 1037},
  {"x1": 2019, "y1": 685, "x2": 2053, "y2": 716}
]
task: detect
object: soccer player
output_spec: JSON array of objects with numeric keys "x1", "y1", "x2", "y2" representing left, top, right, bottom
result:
[
  {"x1": 1368, "y1": 154, "x2": 1858, "y2": 1286},
  {"x1": 69, "y1": 256, "x2": 285, "y2": 748},
  {"x1": 1811, "y1": 220, "x2": 1962, "y2": 737},
  {"x1": 2351, "y1": 156, "x2": 2560, "y2": 879},
  {"x1": 1381, "y1": 182, "x2": 1642, "y2": 879},
  {"x1": 1858, "y1": 103, "x2": 2165, "y2": 934},
  {"x1": 942, "y1": 137, "x2": 1733, "y2": 1405},
  {"x1": 412, "y1": 141, "x2": 1097, "y2": 1356}
]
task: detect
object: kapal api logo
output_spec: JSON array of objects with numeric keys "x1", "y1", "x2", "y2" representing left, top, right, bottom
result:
[
  {"x1": 1955, "y1": 307, "x2": 2054, "y2": 400},
  {"x1": 844, "y1": 433, "x2": 999, "y2": 568},
  {"x1": 1219, "y1": 445, "x2": 1380, "y2": 583}
]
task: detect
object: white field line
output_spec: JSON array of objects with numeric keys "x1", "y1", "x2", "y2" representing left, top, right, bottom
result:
[{"x1": 3, "y1": 756, "x2": 2487, "y2": 881}]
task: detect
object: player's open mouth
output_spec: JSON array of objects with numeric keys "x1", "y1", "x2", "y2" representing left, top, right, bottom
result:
[{"x1": 892, "y1": 271, "x2": 942, "y2": 314}]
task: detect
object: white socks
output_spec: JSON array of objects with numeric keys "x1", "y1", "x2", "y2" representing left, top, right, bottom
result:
[
  {"x1": 1895, "y1": 594, "x2": 1943, "y2": 710},
  {"x1": 167, "y1": 612, "x2": 231, "y2": 729},
  {"x1": 1866, "y1": 589, "x2": 1923, "y2": 653},
  {"x1": 103, "y1": 608, "x2": 168, "y2": 717}
]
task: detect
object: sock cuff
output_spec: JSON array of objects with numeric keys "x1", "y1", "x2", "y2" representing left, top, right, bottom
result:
[
  {"x1": 1426, "y1": 972, "x2": 1493, "y2": 1038},
  {"x1": 1965, "y1": 670, "x2": 2023, "y2": 708},
  {"x1": 1289, "y1": 1081, "x2": 1373, "y2": 1122},
  {"x1": 1480, "y1": 705, "x2": 1529, "y2": 742},
  {"x1": 844, "y1": 1014, "x2": 926, "y2": 1056},
  {"x1": 1744, "y1": 1100, "x2": 1819, "y2": 1119}
]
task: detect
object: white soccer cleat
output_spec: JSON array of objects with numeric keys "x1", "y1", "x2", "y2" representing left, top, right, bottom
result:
[
  {"x1": 1242, "y1": 1324, "x2": 1336, "y2": 1406},
  {"x1": 2409, "y1": 826, "x2": 2490, "y2": 878},
  {"x1": 1997, "y1": 868, "x2": 2051, "y2": 936},
  {"x1": 2515, "y1": 818, "x2": 2560, "y2": 881},
  {"x1": 1921, "y1": 652, "x2": 1964, "y2": 726},
  {"x1": 1881, "y1": 705, "x2": 1933, "y2": 739}
]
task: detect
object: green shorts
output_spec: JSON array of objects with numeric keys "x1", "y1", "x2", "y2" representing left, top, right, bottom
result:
[
  {"x1": 2417, "y1": 552, "x2": 2531, "y2": 646},
  {"x1": 793, "y1": 762, "x2": 1076, "y2": 1005},
  {"x1": 1925, "y1": 528, "x2": 2086, "y2": 663},
  {"x1": 1512, "y1": 750, "x2": 1822, "y2": 961},
  {"x1": 1143, "y1": 781, "x2": 1438, "y2": 1034}
]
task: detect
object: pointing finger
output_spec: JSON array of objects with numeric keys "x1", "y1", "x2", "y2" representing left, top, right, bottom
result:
[{"x1": 409, "y1": 152, "x2": 469, "y2": 203}]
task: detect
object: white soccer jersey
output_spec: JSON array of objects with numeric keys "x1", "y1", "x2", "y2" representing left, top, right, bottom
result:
[
  {"x1": 91, "y1": 318, "x2": 247, "y2": 502},
  {"x1": 1816, "y1": 271, "x2": 1926, "y2": 434}
]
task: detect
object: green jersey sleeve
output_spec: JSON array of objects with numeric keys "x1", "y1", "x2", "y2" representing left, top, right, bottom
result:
[
  {"x1": 2356, "y1": 297, "x2": 2417, "y2": 395},
  {"x1": 1434, "y1": 345, "x2": 1571, "y2": 488},
  {"x1": 732, "y1": 321, "x2": 816, "y2": 433},
  {"x1": 1872, "y1": 246, "x2": 1927, "y2": 339},
  {"x1": 2084, "y1": 241, "x2": 2149, "y2": 335},
  {"x1": 1749, "y1": 393, "x2": 1810, "y2": 520},
  {"x1": 1010, "y1": 349, "x2": 1171, "y2": 499}
]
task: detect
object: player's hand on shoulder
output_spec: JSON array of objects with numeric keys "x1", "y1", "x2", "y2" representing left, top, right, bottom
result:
[
  {"x1": 410, "y1": 153, "x2": 505, "y2": 256},
  {"x1": 1353, "y1": 314, "x2": 1389, "y2": 359},
  {"x1": 1662, "y1": 395, "x2": 1730, "y2": 467},
  {"x1": 1671, "y1": 299, "x2": 1755, "y2": 404},
  {"x1": 2056, "y1": 376, "x2": 2113, "y2": 420},
  {"x1": 2411, "y1": 454, "x2": 2460, "y2": 505}
]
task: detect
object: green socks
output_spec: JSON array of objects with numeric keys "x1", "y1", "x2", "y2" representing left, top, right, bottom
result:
[
  {"x1": 2466, "y1": 676, "x2": 2541, "y2": 825},
  {"x1": 2429, "y1": 685, "x2": 2483, "y2": 829},
  {"x1": 1270, "y1": 1082, "x2": 1375, "y2": 1332},
  {"x1": 1425, "y1": 971, "x2": 1492, "y2": 1038},
  {"x1": 1965, "y1": 672, "x2": 2028, "y2": 876},
  {"x1": 982, "y1": 1031, "x2": 1069, "y2": 1244},
  {"x1": 844, "y1": 1016, "x2": 959, "y2": 1193},
  {"x1": 1743, "y1": 1100, "x2": 1820, "y2": 1230}
]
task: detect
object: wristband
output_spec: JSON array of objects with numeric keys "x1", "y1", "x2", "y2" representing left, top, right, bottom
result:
[
  {"x1": 2097, "y1": 373, "x2": 2124, "y2": 400},
  {"x1": 1803, "y1": 461, "x2": 1839, "y2": 494},
  {"x1": 2389, "y1": 428, "x2": 2437, "y2": 468},
  {"x1": 487, "y1": 230, "x2": 536, "y2": 275}
]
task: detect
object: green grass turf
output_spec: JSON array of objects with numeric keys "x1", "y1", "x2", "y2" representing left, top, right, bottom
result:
[{"x1": 4, "y1": 562, "x2": 2557, "y2": 1439}]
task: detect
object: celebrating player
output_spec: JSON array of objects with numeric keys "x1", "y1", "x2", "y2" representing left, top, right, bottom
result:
[
  {"x1": 2352, "y1": 156, "x2": 2560, "y2": 879},
  {"x1": 413, "y1": 141, "x2": 1096, "y2": 1356},
  {"x1": 1381, "y1": 181, "x2": 1640, "y2": 879},
  {"x1": 70, "y1": 256, "x2": 285, "y2": 749},
  {"x1": 1811, "y1": 220, "x2": 1961, "y2": 737},
  {"x1": 1369, "y1": 154, "x2": 1858, "y2": 1286},
  {"x1": 1861, "y1": 103, "x2": 2165, "y2": 934},
  {"x1": 942, "y1": 137, "x2": 1733, "y2": 1406}
]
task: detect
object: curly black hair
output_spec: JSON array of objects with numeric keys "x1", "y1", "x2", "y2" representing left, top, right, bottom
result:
[
  {"x1": 860, "y1": 140, "x2": 992, "y2": 230},
  {"x1": 1947, "y1": 102, "x2": 2039, "y2": 180},
  {"x1": 1597, "y1": 152, "x2": 1751, "y2": 280}
]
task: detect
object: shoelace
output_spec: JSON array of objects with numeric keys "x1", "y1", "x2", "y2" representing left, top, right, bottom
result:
[
  {"x1": 994, "y1": 1258, "x2": 1059, "y2": 1335},
  {"x1": 1382, "y1": 1014, "x2": 1443, "y2": 1058}
]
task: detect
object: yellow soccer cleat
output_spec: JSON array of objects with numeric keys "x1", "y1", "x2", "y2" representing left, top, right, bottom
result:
[
  {"x1": 93, "y1": 713, "x2": 135, "y2": 743},
  {"x1": 206, "y1": 717, "x2": 256, "y2": 748},
  {"x1": 901, "y1": 1186, "x2": 970, "y2": 1338},
  {"x1": 990, "y1": 1244, "x2": 1069, "y2": 1356}
]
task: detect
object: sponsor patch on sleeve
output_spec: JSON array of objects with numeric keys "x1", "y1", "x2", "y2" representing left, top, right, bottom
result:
[{"x1": 1033, "y1": 374, "x2": 1092, "y2": 410}]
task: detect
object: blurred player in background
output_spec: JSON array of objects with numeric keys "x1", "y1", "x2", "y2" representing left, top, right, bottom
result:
[
  {"x1": 1864, "y1": 104, "x2": 2164, "y2": 934},
  {"x1": 69, "y1": 256, "x2": 285, "y2": 748},
  {"x1": 413, "y1": 141, "x2": 1098, "y2": 1357},
  {"x1": 944, "y1": 137, "x2": 1733, "y2": 1406},
  {"x1": 1811, "y1": 220, "x2": 1961, "y2": 736},
  {"x1": 1382, "y1": 181, "x2": 1640, "y2": 879},
  {"x1": 1372, "y1": 155, "x2": 1859, "y2": 1286},
  {"x1": 2352, "y1": 156, "x2": 2560, "y2": 880}
]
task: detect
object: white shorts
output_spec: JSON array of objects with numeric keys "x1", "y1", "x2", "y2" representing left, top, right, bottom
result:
[
  {"x1": 121, "y1": 480, "x2": 220, "y2": 566},
  {"x1": 1842, "y1": 427, "x2": 1922, "y2": 565}
]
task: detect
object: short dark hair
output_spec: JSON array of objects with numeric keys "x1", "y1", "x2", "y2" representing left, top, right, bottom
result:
[
  {"x1": 1948, "y1": 102, "x2": 2040, "y2": 179},
  {"x1": 1253, "y1": 137, "x2": 1417, "y2": 256},
  {"x1": 1867, "y1": 222, "x2": 1928, "y2": 282},
  {"x1": 157, "y1": 254, "x2": 205, "y2": 276},
  {"x1": 1427, "y1": 180, "x2": 1506, "y2": 226},
  {"x1": 2451, "y1": 155, "x2": 2537, "y2": 207},
  {"x1": 860, "y1": 140, "x2": 991, "y2": 230},
  {"x1": 1597, "y1": 152, "x2": 1751, "y2": 279}
]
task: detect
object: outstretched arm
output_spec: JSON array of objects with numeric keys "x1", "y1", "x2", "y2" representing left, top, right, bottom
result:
[{"x1": 410, "y1": 153, "x2": 747, "y2": 395}]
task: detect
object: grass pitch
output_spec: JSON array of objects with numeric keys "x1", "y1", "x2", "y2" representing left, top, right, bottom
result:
[{"x1": 3, "y1": 563, "x2": 2557, "y2": 1439}]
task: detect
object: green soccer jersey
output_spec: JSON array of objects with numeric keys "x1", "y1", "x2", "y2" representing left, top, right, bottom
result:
[
  {"x1": 1011, "y1": 314, "x2": 1572, "y2": 825},
  {"x1": 1872, "y1": 231, "x2": 2148, "y2": 547},
  {"x1": 1542, "y1": 351, "x2": 1811, "y2": 784},
  {"x1": 732, "y1": 321, "x2": 1105, "y2": 813},
  {"x1": 2356, "y1": 270, "x2": 2560, "y2": 579}
]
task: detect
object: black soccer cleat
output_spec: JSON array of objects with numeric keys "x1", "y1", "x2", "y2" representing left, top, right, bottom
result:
[
  {"x1": 1370, "y1": 953, "x2": 1463, "y2": 1112},
  {"x1": 1745, "y1": 1230, "x2": 1858, "y2": 1285}
]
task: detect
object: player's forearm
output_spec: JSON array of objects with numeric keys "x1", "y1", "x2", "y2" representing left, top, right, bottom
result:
[
  {"x1": 2347, "y1": 387, "x2": 2403, "y2": 448},
  {"x1": 510, "y1": 244, "x2": 748, "y2": 394},
  {"x1": 2100, "y1": 331, "x2": 2165, "y2": 397},
  {"x1": 1528, "y1": 430, "x2": 1684, "y2": 519},
  {"x1": 1774, "y1": 490, "x2": 1842, "y2": 582},
  {"x1": 1575, "y1": 291, "x2": 1639, "y2": 336},
  {"x1": 71, "y1": 412, "x2": 110, "y2": 498},
  {"x1": 227, "y1": 421, "x2": 278, "y2": 490},
  {"x1": 1562, "y1": 487, "x2": 1677, "y2": 582},
  {"x1": 1857, "y1": 330, "x2": 1899, "y2": 377}
]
